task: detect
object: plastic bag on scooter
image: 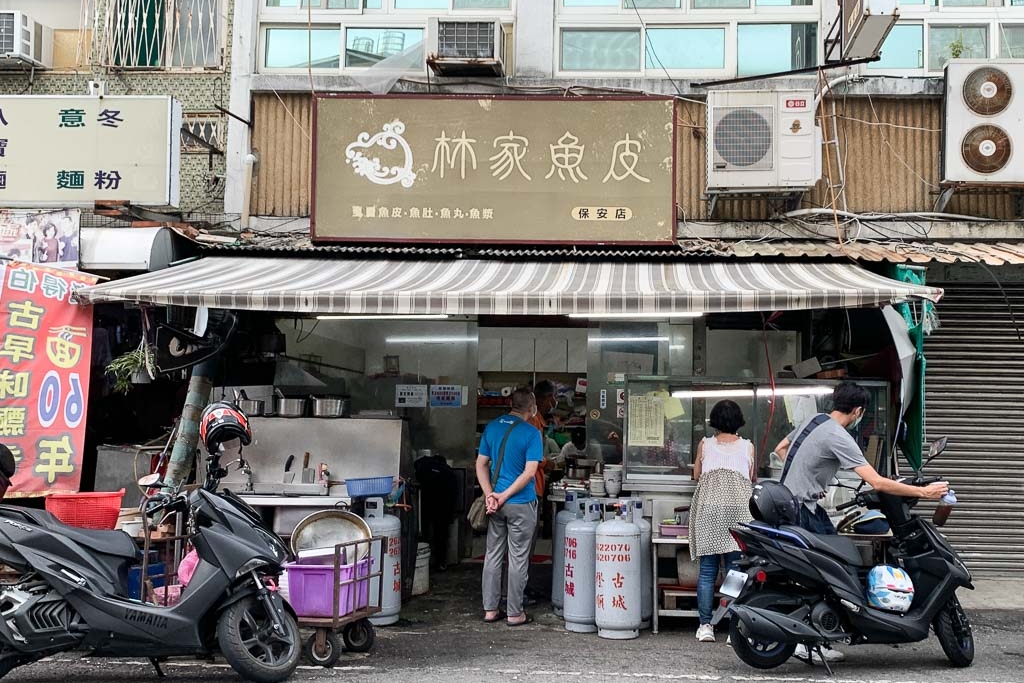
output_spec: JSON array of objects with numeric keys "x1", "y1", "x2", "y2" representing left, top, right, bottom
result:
[{"x1": 178, "y1": 549, "x2": 200, "y2": 586}]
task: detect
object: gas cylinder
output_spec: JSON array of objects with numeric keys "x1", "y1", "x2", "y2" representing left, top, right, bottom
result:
[
  {"x1": 595, "y1": 505, "x2": 642, "y2": 640},
  {"x1": 551, "y1": 491, "x2": 582, "y2": 617},
  {"x1": 631, "y1": 499, "x2": 653, "y2": 629},
  {"x1": 364, "y1": 497, "x2": 402, "y2": 626},
  {"x1": 563, "y1": 502, "x2": 602, "y2": 633}
]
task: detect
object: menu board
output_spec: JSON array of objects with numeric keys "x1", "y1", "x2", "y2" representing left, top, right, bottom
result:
[{"x1": 627, "y1": 394, "x2": 665, "y2": 447}]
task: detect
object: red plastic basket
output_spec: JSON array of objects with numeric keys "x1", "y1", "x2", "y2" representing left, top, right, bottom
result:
[{"x1": 45, "y1": 489, "x2": 125, "y2": 530}]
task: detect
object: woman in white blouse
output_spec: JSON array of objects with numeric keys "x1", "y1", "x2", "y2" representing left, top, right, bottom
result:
[{"x1": 689, "y1": 400, "x2": 756, "y2": 643}]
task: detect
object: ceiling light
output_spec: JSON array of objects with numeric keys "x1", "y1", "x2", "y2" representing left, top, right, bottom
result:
[
  {"x1": 385, "y1": 336, "x2": 476, "y2": 344},
  {"x1": 569, "y1": 312, "x2": 703, "y2": 319}
]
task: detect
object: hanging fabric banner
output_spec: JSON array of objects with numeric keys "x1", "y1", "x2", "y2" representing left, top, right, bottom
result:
[{"x1": 0, "y1": 260, "x2": 98, "y2": 497}]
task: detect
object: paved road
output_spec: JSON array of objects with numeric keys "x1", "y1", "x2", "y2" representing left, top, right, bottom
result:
[{"x1": 11, "y1": 608, "x2": 1024, "y2": 683}]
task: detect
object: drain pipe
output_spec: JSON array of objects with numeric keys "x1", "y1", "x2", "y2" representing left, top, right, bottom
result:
[
  {"x1": 240, "y1": 153, "x2": 258, "y2": 231},
  {"x1": 815, "y1": 73, "x2": 863, "y2": 108}
]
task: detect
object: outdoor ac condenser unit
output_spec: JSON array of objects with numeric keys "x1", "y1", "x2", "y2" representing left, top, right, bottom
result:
[
  {"x1": 0, "y1": 11, "x2": 53, "y2": 70},
  {"x1": 706, "y1": 90, "x2": 821, "y2": 191},
  {"x1": 427, "y1": 18, "x2": 506, "y2": 77},
  {"x1": 943, "y1": 59, "x2": 1024, "y2": 184}
]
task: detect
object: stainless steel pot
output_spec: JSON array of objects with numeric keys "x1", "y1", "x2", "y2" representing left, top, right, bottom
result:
[
  {"x1": 309, "y1": 395, "x2": 350, "y2": 418},
  {"x1": 234, "y1": 390, "x2": 265, "y2": 417},
  {"x1": 566, "y1": 465, "x2": 591, "y2": 480},
  {"x1": 273, "y1": 388, "x2": 306, "y2": 418}
]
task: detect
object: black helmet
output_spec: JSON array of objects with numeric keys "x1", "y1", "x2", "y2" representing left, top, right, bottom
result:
[
  {"x1": 199, "y1": 402, "x2": 252, "y2": 455},
  {"x1": 750, "y1": 481, "x2": 800, "y2": 527}
]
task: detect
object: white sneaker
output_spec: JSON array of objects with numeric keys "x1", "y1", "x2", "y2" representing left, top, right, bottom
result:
[
  {"x1": 726, "y1": 635, "x2": 731, "y2": 645},
  {"x1": 696, "y1": 624, "x2": 716, "y2": 642},
  {"x1": 794, "y1": 643, "x2": 846, "y2": 664}
]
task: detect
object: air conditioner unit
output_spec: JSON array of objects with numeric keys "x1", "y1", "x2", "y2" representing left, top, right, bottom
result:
[
  {"x1": 0, "y1": 11, "x2": 53, "y2": 70},
  {"x1": 427, "y1": 18, "x2": 506, "y2": 77},
  {"x1": 706, "y1": 90, "x2": 821, "y2": 192},
  {"x1": 942, "y1": 60, "x2": 1024, "y2": 184}
]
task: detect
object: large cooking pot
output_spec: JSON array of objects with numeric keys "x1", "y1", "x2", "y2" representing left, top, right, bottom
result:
[
  {"x1": 566, "y1": 465, "x2": 592, "y2": 480},
  {"x1": 309, "y1": 395, "x2": 350, "y2": 418},
  {"x1": 273, "y1": 388, "x2": 306, "y2": 418},
  {"x1": 234, "y1": 390, "x2": 265, "y2": 417}
]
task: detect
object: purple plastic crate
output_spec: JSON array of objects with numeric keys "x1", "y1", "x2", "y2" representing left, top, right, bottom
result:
[{"x1": 286, "y1": 557, "x2": 370, "y2": 618}]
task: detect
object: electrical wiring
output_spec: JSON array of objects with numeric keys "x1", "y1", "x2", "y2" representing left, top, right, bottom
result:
[
  {"x1": 835, "y1": 114, "x2": 942, "y2": 133},
  {"x1": 866, "y1": 92, "x2": 940, "y2": 190}
]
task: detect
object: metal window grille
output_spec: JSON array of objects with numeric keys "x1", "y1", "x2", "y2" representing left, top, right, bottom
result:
[
  {"x1": 0, "y1": 13, "x2": 16, "y2": 54},
  {"x1": 181, "y1": 114, "x2": 223, "y2": 153},
  {"x1": 99, "y1": 0, "x2": 221, "y2": 69},
  {"x1": 712, "y1": 105, "x2": 774, "y2": 171},
  {"x1": 437, "y1": 21, "x2": 495, "y2": 59}
]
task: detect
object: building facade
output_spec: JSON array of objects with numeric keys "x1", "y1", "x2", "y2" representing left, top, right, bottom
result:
[{"x1": 0, "y1": 0, "x2": 234, "y2": 215}]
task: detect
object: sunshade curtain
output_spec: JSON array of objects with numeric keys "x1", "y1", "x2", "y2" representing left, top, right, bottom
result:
[{"x1": 78, "y1": 257, "x2": 943, "y2": 315}]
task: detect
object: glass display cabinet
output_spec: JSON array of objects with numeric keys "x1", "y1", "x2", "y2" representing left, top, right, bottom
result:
[{"x1": 621, "y1": 376, "x2": 892, "y2": 491}]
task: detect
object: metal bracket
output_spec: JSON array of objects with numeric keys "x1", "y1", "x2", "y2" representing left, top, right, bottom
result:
[
  {"x1": 933, "y1": 186, "x2": 955, "y2": 214},
  {"x1": 215, "y1": 104, "x2": 252, "y2": 128}
]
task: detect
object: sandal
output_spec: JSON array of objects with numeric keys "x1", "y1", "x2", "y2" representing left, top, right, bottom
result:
[
  {"x1": 507, "y1": 614, "x2": 533, "y2": 627},
  {"x1": 483, "y1": 610, "x2": 507, "y2": 623}
]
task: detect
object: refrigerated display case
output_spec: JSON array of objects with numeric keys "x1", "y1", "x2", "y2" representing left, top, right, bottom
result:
[{"x1": 621, "y1": 377, "x2": 892, "y2": 491}]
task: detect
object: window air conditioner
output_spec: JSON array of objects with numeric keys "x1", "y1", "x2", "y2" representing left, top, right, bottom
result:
[
  {"x1": 427, "y1": 18, "x2": 506, "y2": 77},
  {"x1": 706, "y1": 89, "x2": 821, "y2": 192},
  {"x1": 0, "y1": 11, "x2": 53, "y2": 70}
]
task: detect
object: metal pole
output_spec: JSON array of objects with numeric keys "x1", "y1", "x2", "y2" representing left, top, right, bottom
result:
[{"x1": 164, "y1": 358, "x2": 215, "y2": 489}]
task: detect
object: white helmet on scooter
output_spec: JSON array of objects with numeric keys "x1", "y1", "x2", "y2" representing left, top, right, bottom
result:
[{"x1": 867, "y1": 565, "x2": 915, "y2": 614}]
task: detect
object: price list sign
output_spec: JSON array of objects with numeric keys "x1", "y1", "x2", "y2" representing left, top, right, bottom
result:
[{"x1": 0, "y1": 261, "x2": 97, "y2": 496}]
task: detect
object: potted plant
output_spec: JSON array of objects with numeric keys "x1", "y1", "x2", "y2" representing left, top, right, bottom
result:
[{"x1": 106, "y1": 342, "x2": 156, "y2": 394}]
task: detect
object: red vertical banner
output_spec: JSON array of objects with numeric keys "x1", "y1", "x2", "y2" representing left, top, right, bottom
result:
[{"x1": 0, "y1": 261, "x2": 98, "y2": 497}]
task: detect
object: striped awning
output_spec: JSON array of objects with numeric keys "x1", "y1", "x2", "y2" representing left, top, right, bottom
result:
[{"x1": 78, "y1": 257, "x2": 943, "y2": 315}]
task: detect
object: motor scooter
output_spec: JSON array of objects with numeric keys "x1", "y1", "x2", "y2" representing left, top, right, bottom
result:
[
  {"x1": 713, "y1": 437, "x2": 974, "y2": 674},
  {"x1": 0, "y1": 436, "x2": 300, "y2": 682}
]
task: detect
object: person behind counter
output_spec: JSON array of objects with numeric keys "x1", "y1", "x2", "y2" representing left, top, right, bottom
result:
[
  {"x1": 477, "y1": 388, "x2": 543, "y2": 627},
  {"x1": 689, "y1": 400, "x2": 756, "y2": 643}
]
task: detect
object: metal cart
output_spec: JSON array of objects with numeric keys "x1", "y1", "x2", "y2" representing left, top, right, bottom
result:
[{"x1": 292, "y1": 536, "x2": 385, "y2": 668}]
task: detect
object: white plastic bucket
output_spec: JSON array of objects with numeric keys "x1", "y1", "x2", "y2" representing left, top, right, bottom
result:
[{"x1": 412, "y1": 543, "x2": 430, "y2": 596}]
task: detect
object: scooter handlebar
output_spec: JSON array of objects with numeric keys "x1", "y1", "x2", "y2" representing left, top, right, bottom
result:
[{"x1": 835, "y1": 498, "x2": 860, "y2": 511}]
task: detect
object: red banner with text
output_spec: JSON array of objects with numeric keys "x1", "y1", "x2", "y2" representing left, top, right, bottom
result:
[{"x1": 0, "y1": 261, "x2": 97, "y2": 497}]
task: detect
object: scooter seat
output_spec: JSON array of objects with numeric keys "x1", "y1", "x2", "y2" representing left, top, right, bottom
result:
[
  {"x1": 780, "y1": 525, "x2": 867, "y2": 566},
  {"x1": 3, "y1": 507, "x2": 138, "y2": 559}
]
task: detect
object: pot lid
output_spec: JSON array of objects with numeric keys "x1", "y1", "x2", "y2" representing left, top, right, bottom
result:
[{"x1": 290, "y1": 509, "x2": 372, "y2": 559}]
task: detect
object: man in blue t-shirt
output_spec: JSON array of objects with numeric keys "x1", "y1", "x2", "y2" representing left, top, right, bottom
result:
[{"x1": 477, "y1": 387, "x2": 544, "y2": 626}]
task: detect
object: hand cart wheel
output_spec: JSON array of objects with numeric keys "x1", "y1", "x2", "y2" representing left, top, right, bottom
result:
[
  {"x1": 303, "y1": 630, "x2": 342, "y2": 668},
  {"x1": 342, "y1": 618, "x2": 375, "y2": 653}
]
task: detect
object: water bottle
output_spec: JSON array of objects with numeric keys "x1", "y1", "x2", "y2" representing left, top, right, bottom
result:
[{"x1": 932, "y1": 489, "x2": 957, "y2": 527}]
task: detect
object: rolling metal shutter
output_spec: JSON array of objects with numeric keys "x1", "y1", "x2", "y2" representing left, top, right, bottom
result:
[{"x1": 925, "y1": 282, "x2": 1024, "y2": 575}]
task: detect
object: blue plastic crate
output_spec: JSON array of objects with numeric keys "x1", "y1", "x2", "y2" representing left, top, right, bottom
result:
[
  {"x1": 128, "y1": 562, "x2": 166, "y2": 600},
  {"x1": 345, "y1": 476, "x2": 394, "y2": 498}
]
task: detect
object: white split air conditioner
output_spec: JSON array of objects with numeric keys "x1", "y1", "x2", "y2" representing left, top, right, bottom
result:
[
  {"x1": 0, "y1": 11, "x2": 53, "y2": 70},
  {"x1": 427, "y1": 18, "x2": 506, "y2": 77},
  {"x1": 706, "y1": 90, "x2": 821, "y2": 192},
  {"x1": 943, "y1": 60, "x2": 1024, "y2": 184}
]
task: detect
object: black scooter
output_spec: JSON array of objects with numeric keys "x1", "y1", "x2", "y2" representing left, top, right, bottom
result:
[
  {"x1": 713, "y1": 437, "x2": 975, "y2": 674},
  {"x1": 0, "y1": 443, "x2": 300, "y2": 682}
]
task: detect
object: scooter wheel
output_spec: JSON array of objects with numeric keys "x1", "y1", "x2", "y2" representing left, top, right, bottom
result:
[
  {"x1": 218, "y1": 596, "x2": 301, "y2": 683},
  {"x1": 934, "y1": 596, "x2": 974, "y2": 668},
  {"x1": 728, "y1": 591, "x2": 799, "y2": 670},
  {"x1": 303, "y1": 631, "x2": 342, "y2": 668},
  {"x1": 342, "y1": 619, "x2": 375, "y2": 653}
]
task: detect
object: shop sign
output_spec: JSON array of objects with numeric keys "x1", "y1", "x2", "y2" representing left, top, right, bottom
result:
[
  {"x1": 0, "y1": 96, "x2": 181, "y2": 207},
  {"x1": 0, "y1": 209, "x2": 80, "y2": 270},
  {"x1": 429, "y1": 384, "x2": 464, "y2": 408},
  {"x1": 395, "y1": 384, "x2": 428, "y2": 408},
  {"x1": 0, "y1": 261, "x2": 98, "y2": 497},
  {"x1": 312, "y1": 95, "x2": 675, "y2": 245}
]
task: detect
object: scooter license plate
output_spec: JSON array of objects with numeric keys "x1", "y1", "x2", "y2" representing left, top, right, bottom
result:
[{"x1": 721, "y1": 569, "x2": 748, "y2": 598}]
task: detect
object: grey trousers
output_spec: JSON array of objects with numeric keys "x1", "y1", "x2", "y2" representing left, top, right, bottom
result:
[{"x1": 482, "y1": 500, "x2": 538, "y2": 617}]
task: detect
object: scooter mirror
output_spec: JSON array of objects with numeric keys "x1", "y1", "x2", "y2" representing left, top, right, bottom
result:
[
  {"x1": 137, "y1": 473, "x2": 163, "y2": 487},
  {"x1": 929, "y1": 436, "x2": 948, "y2": 458}
]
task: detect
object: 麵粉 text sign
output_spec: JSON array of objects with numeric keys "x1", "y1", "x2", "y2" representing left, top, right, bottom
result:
[
  {"x1": 312, "y1": 96, "x2": 675, "y2": 244},
  {"x1": 0, "y1": 96, "x2": 181, "y2": 207}
]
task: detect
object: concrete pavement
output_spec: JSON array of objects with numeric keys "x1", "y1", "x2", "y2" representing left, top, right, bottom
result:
[{"x1": 9, "y1": 565, "x2": 1024, "y2": 683}]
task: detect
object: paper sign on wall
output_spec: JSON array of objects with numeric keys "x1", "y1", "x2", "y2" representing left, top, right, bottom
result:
[
  {"x1": 395, "y1": 384, "x2": 428, "y2": 408},
  {"x1": 429, "y1": 384, "x2": 463, "y2": 408},
  {"x1": 627, "y1": 395, "x2": 665, "y2": 447}
]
